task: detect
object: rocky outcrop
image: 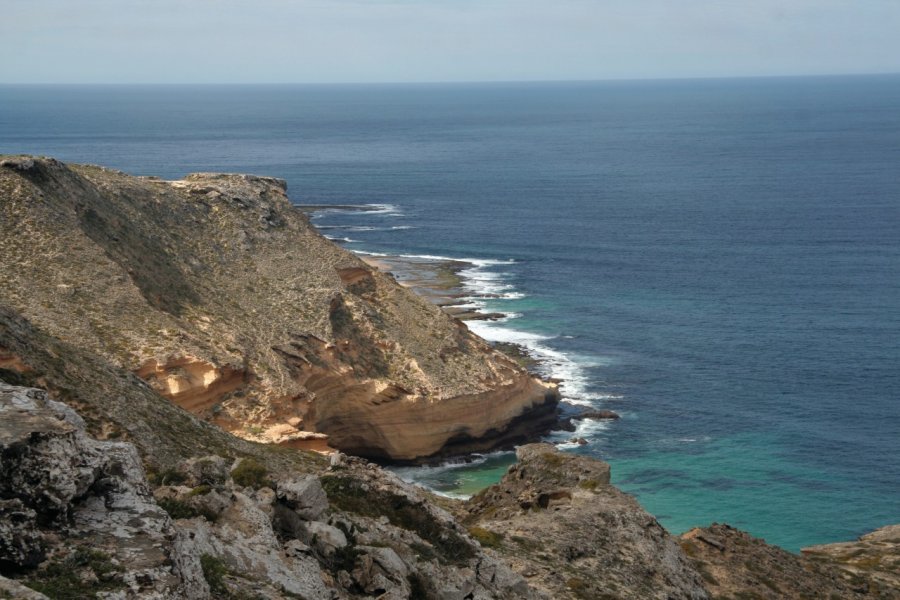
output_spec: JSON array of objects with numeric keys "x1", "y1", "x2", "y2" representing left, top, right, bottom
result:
[
  {"x1": 464, "y1": 443, "x2": 710, "y2": 599},
  {"x1": 679, "y1": 523, "x2": 900, "y2": 599},
  {"x1": 0, "y1": 383, "x2": 208, "y2": 598},
  {"x1": 3, "y1": 380, "x2": 899, "y2": 599},
  {"x1": 803, "y1": 524, "x2": 900, "y2": 597},
  {"x1": 319, "y1": 453, "x2": 540, "y2": 599},
  {"x1": 0, "y1": 382, "x2": 542, "y2": 599},
  {"x1": 0, "y1": 156, "x2": 558, "y2": 462},
  {"x1": 136, "y1": 356, "x2": 249, "y2": 415}
]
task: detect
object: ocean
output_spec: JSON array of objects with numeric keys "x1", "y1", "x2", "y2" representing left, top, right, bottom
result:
[{"x1": 2, "y1": 76, "x2": 898, "y2": 551}]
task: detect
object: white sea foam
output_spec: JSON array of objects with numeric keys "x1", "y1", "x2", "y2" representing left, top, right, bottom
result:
[
  {"x1": 464, "y1": 317, "x2": 602, "y2": 406},
  {"x1": 369, "y1": 249, "x2": 624, "y2": 496},
  {"x1": 324, "y1": 236, "x2": 359, "y2": 243},
  {"x1": 363, "y1": 203, "x2": 404, "y2": 216},
  {"x1": 351, "y1": 248, "x2": 616, "y2": 411},
  {"x1": 392, "y1": 454, "x2": 489, "y2": 481}
]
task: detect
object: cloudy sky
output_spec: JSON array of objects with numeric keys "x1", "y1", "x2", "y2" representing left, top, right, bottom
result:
[{"x1": 2, "y1": 0, "x2": 899, "y2": 83}]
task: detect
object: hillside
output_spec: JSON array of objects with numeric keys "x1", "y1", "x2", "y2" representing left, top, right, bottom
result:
[{"x1": 0, "y1": 156, "x2": 558, "y2": 463}]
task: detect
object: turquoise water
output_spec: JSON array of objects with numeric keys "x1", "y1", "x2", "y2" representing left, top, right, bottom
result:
[{"x1": 2, "y1": 77, "x2": 898, "y2": 551}]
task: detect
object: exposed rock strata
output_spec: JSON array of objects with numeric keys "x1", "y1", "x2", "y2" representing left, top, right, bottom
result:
[{"x1": 0, "y1": 156, "x2": 558, "y2": 462}]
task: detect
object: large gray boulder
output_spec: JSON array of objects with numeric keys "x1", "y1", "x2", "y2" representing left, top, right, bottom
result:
[
  {"x1": 276, "y1": 474, "x2": 329, "y2": 520},
  {"x1": 0, "y1": 383, "x2": 208, "y2": 598}
]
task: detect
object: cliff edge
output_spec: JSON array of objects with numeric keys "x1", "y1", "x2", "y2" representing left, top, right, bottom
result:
[{"x1": 0, "y1": 156, "x2": 558, "y2": 462}]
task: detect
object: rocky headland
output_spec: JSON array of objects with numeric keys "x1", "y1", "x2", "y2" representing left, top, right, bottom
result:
[
  {"x1": 0, "y1": 156, "x2": 558, "y2": 463},
  {"x1": 1, "y1": 156, "x2": 897, "y2": 599}
]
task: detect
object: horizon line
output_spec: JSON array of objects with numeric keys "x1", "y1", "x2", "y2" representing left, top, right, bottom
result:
[{"x1": 2, "y1": 71, "x2": 899, "y2": 87}]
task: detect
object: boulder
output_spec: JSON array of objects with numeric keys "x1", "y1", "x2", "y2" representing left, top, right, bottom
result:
[
  {"x1": 352, "y1": 546, "x2": 410, "y2": 596},
  {"x1": 304, "y1": 521, "x2": 348, "y2": 556},
  {"x1": 0, "y1": 383, "x2": 207, "y2": 598},
  {"x1": 276, "y1": 475, "x2": 328, "y2": 521},
  {"x1": 178, "y1": 455, "x2": 230, "y2": 487}
]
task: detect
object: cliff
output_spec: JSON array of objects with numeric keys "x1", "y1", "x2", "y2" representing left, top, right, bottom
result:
[
  {"x1": 0, "y1": 156, "x2": 557, "y2": 463},
  {"x1": 2, "y1": 156, "x2": 897, "y2": 600}
]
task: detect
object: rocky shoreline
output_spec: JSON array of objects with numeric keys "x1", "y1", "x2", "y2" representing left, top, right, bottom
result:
[
  {"x1": 3, "y1": 382, "x2": 896, "y2": 599},
  {"x1": 1, "y1": 157, "x2": 897, "y2": 599},
  {"x1": 355, "y1": 252, "x2": 619, "y2": 439}
]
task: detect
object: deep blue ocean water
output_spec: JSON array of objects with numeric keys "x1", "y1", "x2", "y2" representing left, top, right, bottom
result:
[{"x1": 2, "y1": 77, "x2": 899, "y2": 551}]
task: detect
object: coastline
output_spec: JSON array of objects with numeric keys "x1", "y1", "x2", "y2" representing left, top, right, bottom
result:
[
  {"x1": 359, "y1": 255, "x2": 532, "y2": 341},
  {"x1": 351, "y1": 248, "x2": 618, "y2": 494}
]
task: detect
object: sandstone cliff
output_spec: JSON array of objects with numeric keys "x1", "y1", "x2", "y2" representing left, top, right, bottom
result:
[{"x1": 0, "y1": 156, "x2": 557, "y2": 462}]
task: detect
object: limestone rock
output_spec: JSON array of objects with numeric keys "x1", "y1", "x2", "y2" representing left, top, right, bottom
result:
[
  {"x1": 276, "y1": 474, "x2": 328, "y2": 520},
  {"x1": 680, "y1": 523, "x2": 894, "y2": 599},
  {"x1": 466, "y1": 443, "x2": 707, "y2": 600},
  {"x1": 574, "y1": 409, "x2": 620, "y2": 420},
  {"x1": 0, "y1": 499, "x2": 44, "y2": 569},
  {"x1": 177, "y1": 455, "x2": 230, "y2": 487},
  {"x1": 0, "y1": 575, "x2": 49, "y2": 599},
  {"x1": 0, "y1": 383, "x2": 207, "y2": 598},
  {"x1": 176, "y1": 493, "x2": 332, "y2": 599},
  {"x1": 803, "y1": 524, "x2": 900, "y2": 597},
  {"x1": 0, "y1": 157, "x2": 35, "y2": 171},
  {"x1": 321, "y1": 456, "x2": 544, "y2": 599},
  {"x1": 305, "y1": 521, "x2": 348, "y2": 556}
]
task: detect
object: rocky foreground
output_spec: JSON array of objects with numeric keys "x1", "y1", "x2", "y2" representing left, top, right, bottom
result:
[
  {"x1": 1, "y1": 157, "x2": 898, "y2": 599},
  {"x1": 3, "y1": 383, "x2": 897, "y2": 599}
]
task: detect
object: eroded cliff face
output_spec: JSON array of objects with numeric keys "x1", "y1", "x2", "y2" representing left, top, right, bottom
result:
[{"x1": 0, "y1": 156, "x2": 558, "y2": 462}]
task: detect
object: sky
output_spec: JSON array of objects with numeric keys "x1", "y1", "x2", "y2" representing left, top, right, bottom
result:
[{"x1": 2, "y1": 0, "x2": 899, "y2": 84}]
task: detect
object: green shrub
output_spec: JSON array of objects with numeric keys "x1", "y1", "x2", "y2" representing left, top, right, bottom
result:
[
  {"x1": 158, "y1": 497, "x2": 218, "y2": 522},
  {"x1": 321, "y1": 476, "x2": 475, "y2": 565},
  {"x1": 231, "y1": 458, "x2": 269, "y2": 489},
  {"x1": 200, "y1": 554, "x2": 229, "y2": 596},
  {"x1": 578, "y1": 478, "x2": 601, "y2": 491},
  {"x1": 467, "y1": 526, "x2": 503, "y2": 548},
  {"x1": 188, "y1": 484, "x2": 212, "y2": 497},
  {"x1": 24, "y1": 548, "x2": 124, "y2": 599}
]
